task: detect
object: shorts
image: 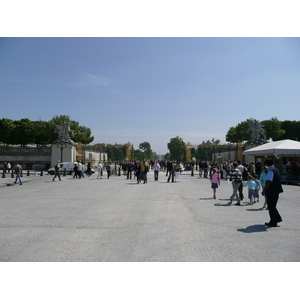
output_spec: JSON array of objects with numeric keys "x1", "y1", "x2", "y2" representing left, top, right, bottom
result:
[
  {"x1": 248, "y1": 189, "x2": 255, "y2": 199},
  {"x1": 211, "y1": 183, "x2": 218, "y2": 189}
]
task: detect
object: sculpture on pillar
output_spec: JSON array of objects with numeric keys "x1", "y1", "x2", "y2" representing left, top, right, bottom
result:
[
  {"x1": 54, "y1": 122, "x2": 75, "y2": 144},
  {"x1": 247, "y1": 118, "x2": 267, "y2": 144}
]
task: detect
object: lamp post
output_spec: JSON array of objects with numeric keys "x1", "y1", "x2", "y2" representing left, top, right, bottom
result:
[{"x1": 57, "y1": 139, "x2": 68, "y2": 162}]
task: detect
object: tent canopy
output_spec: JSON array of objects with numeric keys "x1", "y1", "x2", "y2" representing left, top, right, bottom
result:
[{"x1": 243, "y1": 139, "x2": 300, "y2": 157}]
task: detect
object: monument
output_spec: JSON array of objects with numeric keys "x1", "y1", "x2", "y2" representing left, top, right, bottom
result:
[
  {"x1": 247, "y1": 118, "x2": 267, "y2": 144},
  {"x1": 51, "y1": 122, "x2": 77, "y2": 167}
]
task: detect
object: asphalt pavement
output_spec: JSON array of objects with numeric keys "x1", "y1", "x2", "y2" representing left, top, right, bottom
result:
[{"x1": 0, "y1": 170, "x2": 299, "y2": 262}]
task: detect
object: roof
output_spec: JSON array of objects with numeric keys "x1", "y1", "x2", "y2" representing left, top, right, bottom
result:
[{"x1": 243, "y1": 139, "x2": 300, "y2": 156}]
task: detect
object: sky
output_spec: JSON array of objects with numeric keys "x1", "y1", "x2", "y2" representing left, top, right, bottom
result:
[{"x1": 1, "y1": 37, "x2": 300, "y2": 154}]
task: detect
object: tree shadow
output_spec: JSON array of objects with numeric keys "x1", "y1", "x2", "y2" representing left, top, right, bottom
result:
[
  {"x1": 199, "y1": 197, "x2": 214, "y2": 200},
  {"x1": 237, "y1": 224, "x2": 268, "y2": 233}
]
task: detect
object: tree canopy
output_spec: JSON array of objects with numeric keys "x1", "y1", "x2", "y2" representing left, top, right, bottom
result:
[
  {"x1": 0, "y1": 115, "x2": 94, "y2": 146},
  {"x1": 226, "y1": 117, "x2": 287, "y2": 143}
]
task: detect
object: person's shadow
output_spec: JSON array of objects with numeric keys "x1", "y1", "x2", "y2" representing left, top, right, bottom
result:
[{"x1": 237, "y1": 224, "x2": 268, "y2": 233}]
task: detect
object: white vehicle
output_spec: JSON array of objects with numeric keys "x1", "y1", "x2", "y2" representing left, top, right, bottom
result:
[
  {"x1": 48, "y1": 162, "x2": 95, "y2": 175},
  {"x1": 48, "y1": 162, "x2": 75, "y2": 175}
]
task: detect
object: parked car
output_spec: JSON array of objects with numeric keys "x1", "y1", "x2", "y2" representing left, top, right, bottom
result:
[{"x1": 48, "y1": 162, "x2": 95, "y2": 175}]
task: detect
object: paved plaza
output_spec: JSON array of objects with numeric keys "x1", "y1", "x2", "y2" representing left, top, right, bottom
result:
[{"x1": 0, "y1": 170, "x2": 299, "y2": 262}]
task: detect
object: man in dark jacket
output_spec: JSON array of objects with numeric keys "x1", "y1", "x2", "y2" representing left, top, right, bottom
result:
[
  {"x1": 52, "y1": 160, "x2": 61, "y2": 181},
  {"x1": 262, "y1": 159, "x2": 283, "y2": 227}
]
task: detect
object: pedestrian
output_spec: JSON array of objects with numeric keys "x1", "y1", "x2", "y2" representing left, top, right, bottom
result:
[
  {"x1": 141, "y1": 159, "x2": 149, "y2": 184},
  {"x1": 52, "y1": 160, "x2": 61, "y2": 181},
  {"x1": 7, "y1": 162, "x2": 11, "y2": 173},
  {"x1": 243, "y1": 175, "x2": 256, "y2": 205},
  {"x1": 174, "y1": 161, "x2": 181, "y2": 182},
  {"x1": 210, "y1": 168, "x2": 220, "y2": 199},
  {"x1": 203, "y1": 161, "x2": 208, "y2": 178},
  {"x1": 135, "y1": 161, "x2": 141, "y2": 183},
  {"x1": 77, "y1": 161, "x2": 82, "y2": 179},
  {"x1": 167, "y1": 160, "x2": 174, "y2": 182},
  {"x1": 14, "y1": 163, "x2": 23, "y2": 185},
  {"x1": 237, "y1": 160, "x2": 247, "y2": 201},
  {"x1": 253, "y1": 174, "x2": 260, "y2": 203},
  {"x1": 259, "y1": 166, "x2": 268, "y2": 209},
  {"x1": 127, "y1": 162, "x2": 133, "y2": 180},
  {"x1": 87, "y1": 162, "x2": 92, "y2": 177},
  {"x1": 228, "y1": 162, "x2": 242, "y2": 205},
  {"x1": 97, "y1": 161, "x2": 103, "y2": 179},
  {"x1": 73, "y1": 163, "x2": 79, "y2": 178},
  {"x1": 153, "y1": 160, "x2": 160, "y2": 181},
  {"x1": 106, "y1": 163, "x2": 111, "y2": 179},
  {"x1": 262, "y1": 159, "x2": 283, "y2": 227}
]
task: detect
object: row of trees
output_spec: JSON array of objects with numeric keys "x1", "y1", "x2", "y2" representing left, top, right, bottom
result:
[
  {"x1": 225, "y1": 117, "x2": 300, "y2": 143},
  {"x1": 0, "y1": 115, "x2": 94, "y2": 146},
  {"x1": 93, "y1": 141, "x2": 156, "y2": 161},
  {"x1": 166, "y1": 136, "x2": 232, "y2": 161}
]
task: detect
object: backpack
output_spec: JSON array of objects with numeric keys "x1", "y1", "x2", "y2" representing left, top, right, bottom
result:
[{"x1": 242, "y1": 166, "x2": 249, "y2": 181}]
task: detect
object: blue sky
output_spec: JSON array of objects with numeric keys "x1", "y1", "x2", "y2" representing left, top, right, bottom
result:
[{"x1": 1, "y1": 37, "x2": 300, "y2": 154}]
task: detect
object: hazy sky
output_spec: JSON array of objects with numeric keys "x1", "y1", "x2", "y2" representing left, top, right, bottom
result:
[{"x1": 1, "y1": 37, "x2": 299, "y2": 154}]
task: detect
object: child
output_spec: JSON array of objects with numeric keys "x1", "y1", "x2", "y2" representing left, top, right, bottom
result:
[
  {"x1": 259, "y1": 166, "x2": 267, "y2": 209},
  {"x1": 244, "y1": 175, "x2": 256, "y2": 204},
  {"x1": 210, "y1": 169, "x2": 220, "y2": 199},
  {"x1": 253, "y1": 174, "x2": 260, "y2": 203}
]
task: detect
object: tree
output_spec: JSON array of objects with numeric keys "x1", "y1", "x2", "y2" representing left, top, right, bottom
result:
[
  {"x1": 225, "y1": 120, "x2": 251, "y2": 143},
  {"x1": 279, "y1": 120, "x2": 300, "y2": 141},
  {"x1": 12, "y1": 118, "x2": 35, "y2": 146},
  {"x1": 167, "y1": 136, "x2": 186, "y2": 160},
  {"x1": 261, "y1": 117, "x2": 285, "y2": 141},
  {"x1": 0, "y1": 118, "x2": 16, "y2": 145},
  {"x1": 139, "y1": 142, "x2": 154, "y2": 160}
]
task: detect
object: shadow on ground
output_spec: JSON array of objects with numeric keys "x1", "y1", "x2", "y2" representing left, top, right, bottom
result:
[{"x1": 237, "y1": 224, "x2": 268, "y2": 233}]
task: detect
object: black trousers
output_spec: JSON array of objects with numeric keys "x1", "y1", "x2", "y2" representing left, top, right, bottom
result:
[{"x1": 267, "y1": 194, "x2": 282, "y2": 225}]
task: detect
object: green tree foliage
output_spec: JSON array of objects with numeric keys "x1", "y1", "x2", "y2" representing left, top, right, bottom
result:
[
  {"x1": 279, "y1": 120, "x2": 300, "y2": 141},
  {"x1": 226, "y1": 117, "x2": 288, "y2": 143},
  {"x1": 12, "y1": 118, "x2": 35, "y2": 146},
  {"x1": 167, "y1": 136, "x2": 186, "y2": 160},
  {"x1": 139, "y1": 142, "x2": 154, "y2": 160},
  {"x1": 50, "y1": 115, "x2": 94, "y2": 144},
  {"x1": 0, "y1": 118, "x2": 16, "y2": 145},
  {"x1": 261, "y1": 117, "x2": 285, "y2": 141},
  {"x1": 226, "y1": 120, "x2": 251, "y2": 143}
]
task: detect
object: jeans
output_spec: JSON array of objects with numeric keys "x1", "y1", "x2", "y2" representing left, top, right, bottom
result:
[{"x1": 230, "y1": 181, "x2": 240, "y2": 203}]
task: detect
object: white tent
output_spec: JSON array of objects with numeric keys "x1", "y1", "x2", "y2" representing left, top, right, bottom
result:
[{"x1": 243, "y1": 139, "x2": 300, "y2": 157}]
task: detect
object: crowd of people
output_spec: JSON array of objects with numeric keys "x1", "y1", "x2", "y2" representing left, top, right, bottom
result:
[{"x1": 3, "y1": 158, "x2": 284, "y2": 228}]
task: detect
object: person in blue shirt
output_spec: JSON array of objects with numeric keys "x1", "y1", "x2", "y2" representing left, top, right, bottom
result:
[
  {"x1": 262, "y1": 159, "x2": 283, "y2": 227},
  {"x1": 244, "y1": 175, "x2": 256, "y2": 204}
]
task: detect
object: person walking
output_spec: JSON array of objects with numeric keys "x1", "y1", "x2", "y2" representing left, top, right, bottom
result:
[
  {"x1": 174, "y1": 161, "x2": 181, "y2": 182},
  {"x1": 259, "y1": 166, "x2": 268, "y2": 209},
  {"x1": 228, "y1": 162, "x2": 242, "y2": 205},
  {"x1": 153, "y1": 160, "x2": 160, "y2": 181},
  {"x1": 243, "y1": 175, "x2": 256, "y2": 205},
  {"x1": 262, "y1": 159, "x2": 283, "y2": 227},
  {"x1": 52, "y1": 160, "x2": 61, "y2": 181},
  {"x1": 106, "y1": 163, "x2": 111, "y2": 179},
  {"x1": 135, "y1": 161, "x2": 141, "y2": 183},
  {"x1": 167, "y1": 160, "x2": 174, "y2": 182},
  {"x1": 97, "y1": 161, "x2": 103, "y2": 179},
  {"x1": 142, "y1": 159, "x2": 149, "y2": 184},
  {"x1": 14, "y1": 163, "x2": 23, "y2": 185},
  {"x1": 210, "y1": 168, "x2": 220, "y2": 199}
]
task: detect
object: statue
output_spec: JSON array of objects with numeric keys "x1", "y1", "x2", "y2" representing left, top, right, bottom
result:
[
  {"x1": 54, "y1": 122, "x2": 75, "y2": 144},
  {"x1": 247, "y1": 118, "x2": 267, "y2": 144}
]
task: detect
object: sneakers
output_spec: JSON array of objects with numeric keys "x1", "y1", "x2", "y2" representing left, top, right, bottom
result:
[{"x1": 235, "y1": 202, "x2": 241, "y2": 206}]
